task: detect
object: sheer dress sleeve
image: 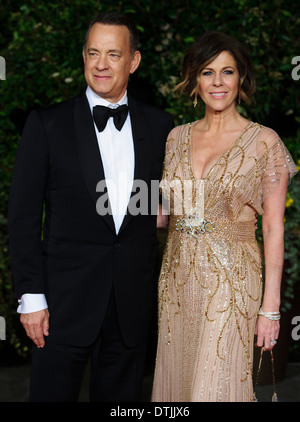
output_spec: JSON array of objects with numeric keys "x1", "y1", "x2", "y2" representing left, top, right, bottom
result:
[{"x1": 256, "y1": 126, "x2": 298, "y2": 207}]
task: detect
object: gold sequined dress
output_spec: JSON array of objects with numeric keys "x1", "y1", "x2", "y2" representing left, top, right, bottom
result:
[{"x1": 151, "y1": 122, "x2": 297, "y2": 402}]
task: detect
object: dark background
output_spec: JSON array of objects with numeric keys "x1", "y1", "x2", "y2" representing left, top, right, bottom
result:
[{"x1": 0, "y1": 0, "x2": 299, "y2": 370}]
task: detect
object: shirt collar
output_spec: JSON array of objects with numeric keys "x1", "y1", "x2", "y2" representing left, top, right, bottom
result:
[{"x1": 85, "y1": 86, "x2": 128, "y2": 110}]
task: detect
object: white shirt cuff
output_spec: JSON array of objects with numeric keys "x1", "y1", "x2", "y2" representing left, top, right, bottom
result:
[{"x1": 17, "y1": 293, "x2": 48, "y2": 314}]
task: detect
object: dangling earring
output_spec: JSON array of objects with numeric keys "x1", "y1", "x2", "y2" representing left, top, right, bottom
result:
[
  {"x1": 193, "y1": 77, "x2": 200, "y2": 107},
  {"x1": 238, "y1": 79, "x2": 243, "y2": 104}
]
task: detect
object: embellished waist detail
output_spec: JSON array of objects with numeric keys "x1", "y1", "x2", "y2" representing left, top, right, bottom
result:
[
  {"x1": 170, "y1": 215, "x2": 255, "y2": 242},
  {"x1": 175, "y1": 214, "x2": 215, "y2": 237}
]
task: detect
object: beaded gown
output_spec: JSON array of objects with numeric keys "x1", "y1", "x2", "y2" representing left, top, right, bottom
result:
[{"x1": 151, "y1": 122, "x2": 297, "y2": 402}]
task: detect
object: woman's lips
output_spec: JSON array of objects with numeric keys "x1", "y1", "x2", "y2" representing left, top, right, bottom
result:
[{"x1": 209, "y1": 92, "x2": 228, "y2": 98}]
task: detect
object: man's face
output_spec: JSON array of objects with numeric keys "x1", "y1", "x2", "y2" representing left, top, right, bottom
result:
[{"x1": 82, "y1": 23, "x2": 141, "y2": 103}]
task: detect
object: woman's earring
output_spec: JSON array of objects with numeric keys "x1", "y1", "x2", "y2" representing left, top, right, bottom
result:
[
  {"x1": 238, "y1": 81, "x2": 243, "y2": 104},
  {"x1": 193, "y1": 95, "x2": 198, "y2": 108}
]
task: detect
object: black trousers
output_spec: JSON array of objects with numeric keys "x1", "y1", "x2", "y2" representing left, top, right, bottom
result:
[{"x1": 29, "y1": 294, "x2": 148, "y2": 402}]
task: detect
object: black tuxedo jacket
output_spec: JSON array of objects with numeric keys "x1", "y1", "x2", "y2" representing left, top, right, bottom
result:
[{"x1": 8, "y1": 91, "x2": 174, "y2": 347}]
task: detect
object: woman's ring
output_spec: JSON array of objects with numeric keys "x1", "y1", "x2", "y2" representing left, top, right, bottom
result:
[{"x1": 270, "y1": 340, "x2": 277, "y2": 345}]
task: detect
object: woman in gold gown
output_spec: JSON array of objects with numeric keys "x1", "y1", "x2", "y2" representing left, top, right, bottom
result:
[{"x1": 152, "y1": 32, "x2": 297, "y2": 402}]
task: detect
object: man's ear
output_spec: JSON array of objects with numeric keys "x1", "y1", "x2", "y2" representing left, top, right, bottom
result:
[
  {"x1": 130, "y1": 51, "x2": 141, "y2": 74},
  {"x1": 82, "y1": 49, "x2": 87, "y2": 64}
]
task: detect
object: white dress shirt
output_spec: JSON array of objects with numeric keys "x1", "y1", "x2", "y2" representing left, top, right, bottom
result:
[
  {"x1": 17, "y1": 86, "x2": 135, "y2": 313},
  {"x1": 86, "y1": 85, "x2": 134, "y2": 232}
]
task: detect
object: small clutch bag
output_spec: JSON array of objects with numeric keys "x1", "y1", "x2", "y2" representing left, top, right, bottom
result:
[{"x1": 253, "y1": 347, "x2": 278, "y2": 402}]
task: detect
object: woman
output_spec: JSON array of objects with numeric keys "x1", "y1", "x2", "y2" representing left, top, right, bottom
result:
[{"x1": 152, "y1": 32, "x2": 297, "y2": 402}]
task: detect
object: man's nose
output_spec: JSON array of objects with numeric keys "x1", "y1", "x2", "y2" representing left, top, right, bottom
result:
[{"x1": 95, "y1": 55, "x2": 109, "y2": 70}]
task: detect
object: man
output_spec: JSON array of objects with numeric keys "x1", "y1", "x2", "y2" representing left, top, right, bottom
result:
[{"x1": 8, "y1": 12, "x2": 174, "y2": 402}]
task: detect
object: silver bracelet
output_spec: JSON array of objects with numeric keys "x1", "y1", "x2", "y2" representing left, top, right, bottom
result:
[{"x1": 258, "y1": 308, "x2": 281, "y2": 320}]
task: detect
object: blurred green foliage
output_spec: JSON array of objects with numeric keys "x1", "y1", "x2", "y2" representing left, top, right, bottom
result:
[{"x1": 0, "y1": 0, "x2": 299, "y2": 360}]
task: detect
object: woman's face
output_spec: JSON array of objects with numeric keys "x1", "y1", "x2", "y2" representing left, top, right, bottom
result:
[{"x1": 197, "y1": 50, "x2": 240, "y2": 112}]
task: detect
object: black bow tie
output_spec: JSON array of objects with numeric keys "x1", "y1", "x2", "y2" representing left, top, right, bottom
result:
[{"x1": 93, "y1": 104, "x2": 129, "y2": 132}]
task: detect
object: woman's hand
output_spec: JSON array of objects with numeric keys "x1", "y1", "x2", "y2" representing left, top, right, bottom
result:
[{"x1": 255, "y1": 315, "x2": 280, "y2": 351}]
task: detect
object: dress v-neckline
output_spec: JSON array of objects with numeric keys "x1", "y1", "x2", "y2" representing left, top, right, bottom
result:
[{"x1": 188, "y1": 120, "x2": 253, "y2": 181}]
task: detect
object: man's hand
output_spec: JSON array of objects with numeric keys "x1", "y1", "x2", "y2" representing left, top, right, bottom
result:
[
  {"x1": 254, "y1": 213, "x2": 258, "y2": 230},
  {"x1": 20, "y1": 309, "x2": 50, "y2": 348},
  {"x1": 157, "y1": 204, "x2": 169, "y2": 229}
]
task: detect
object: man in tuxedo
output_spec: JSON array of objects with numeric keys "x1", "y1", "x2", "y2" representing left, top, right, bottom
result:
[{"x1": 8, "y1": 12, "x2": 174, "y2": 401}]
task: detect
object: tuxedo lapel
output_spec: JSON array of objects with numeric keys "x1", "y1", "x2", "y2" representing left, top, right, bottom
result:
[
  {"x1": 129, "y1": 96, "x2": 152, "y2": 182},
  {"x1": 74, "y1": 92, "x2": 115, "y2": 233},
  {"x1": 118, "y1": 96, "x2": 152, "y2": 235}
]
